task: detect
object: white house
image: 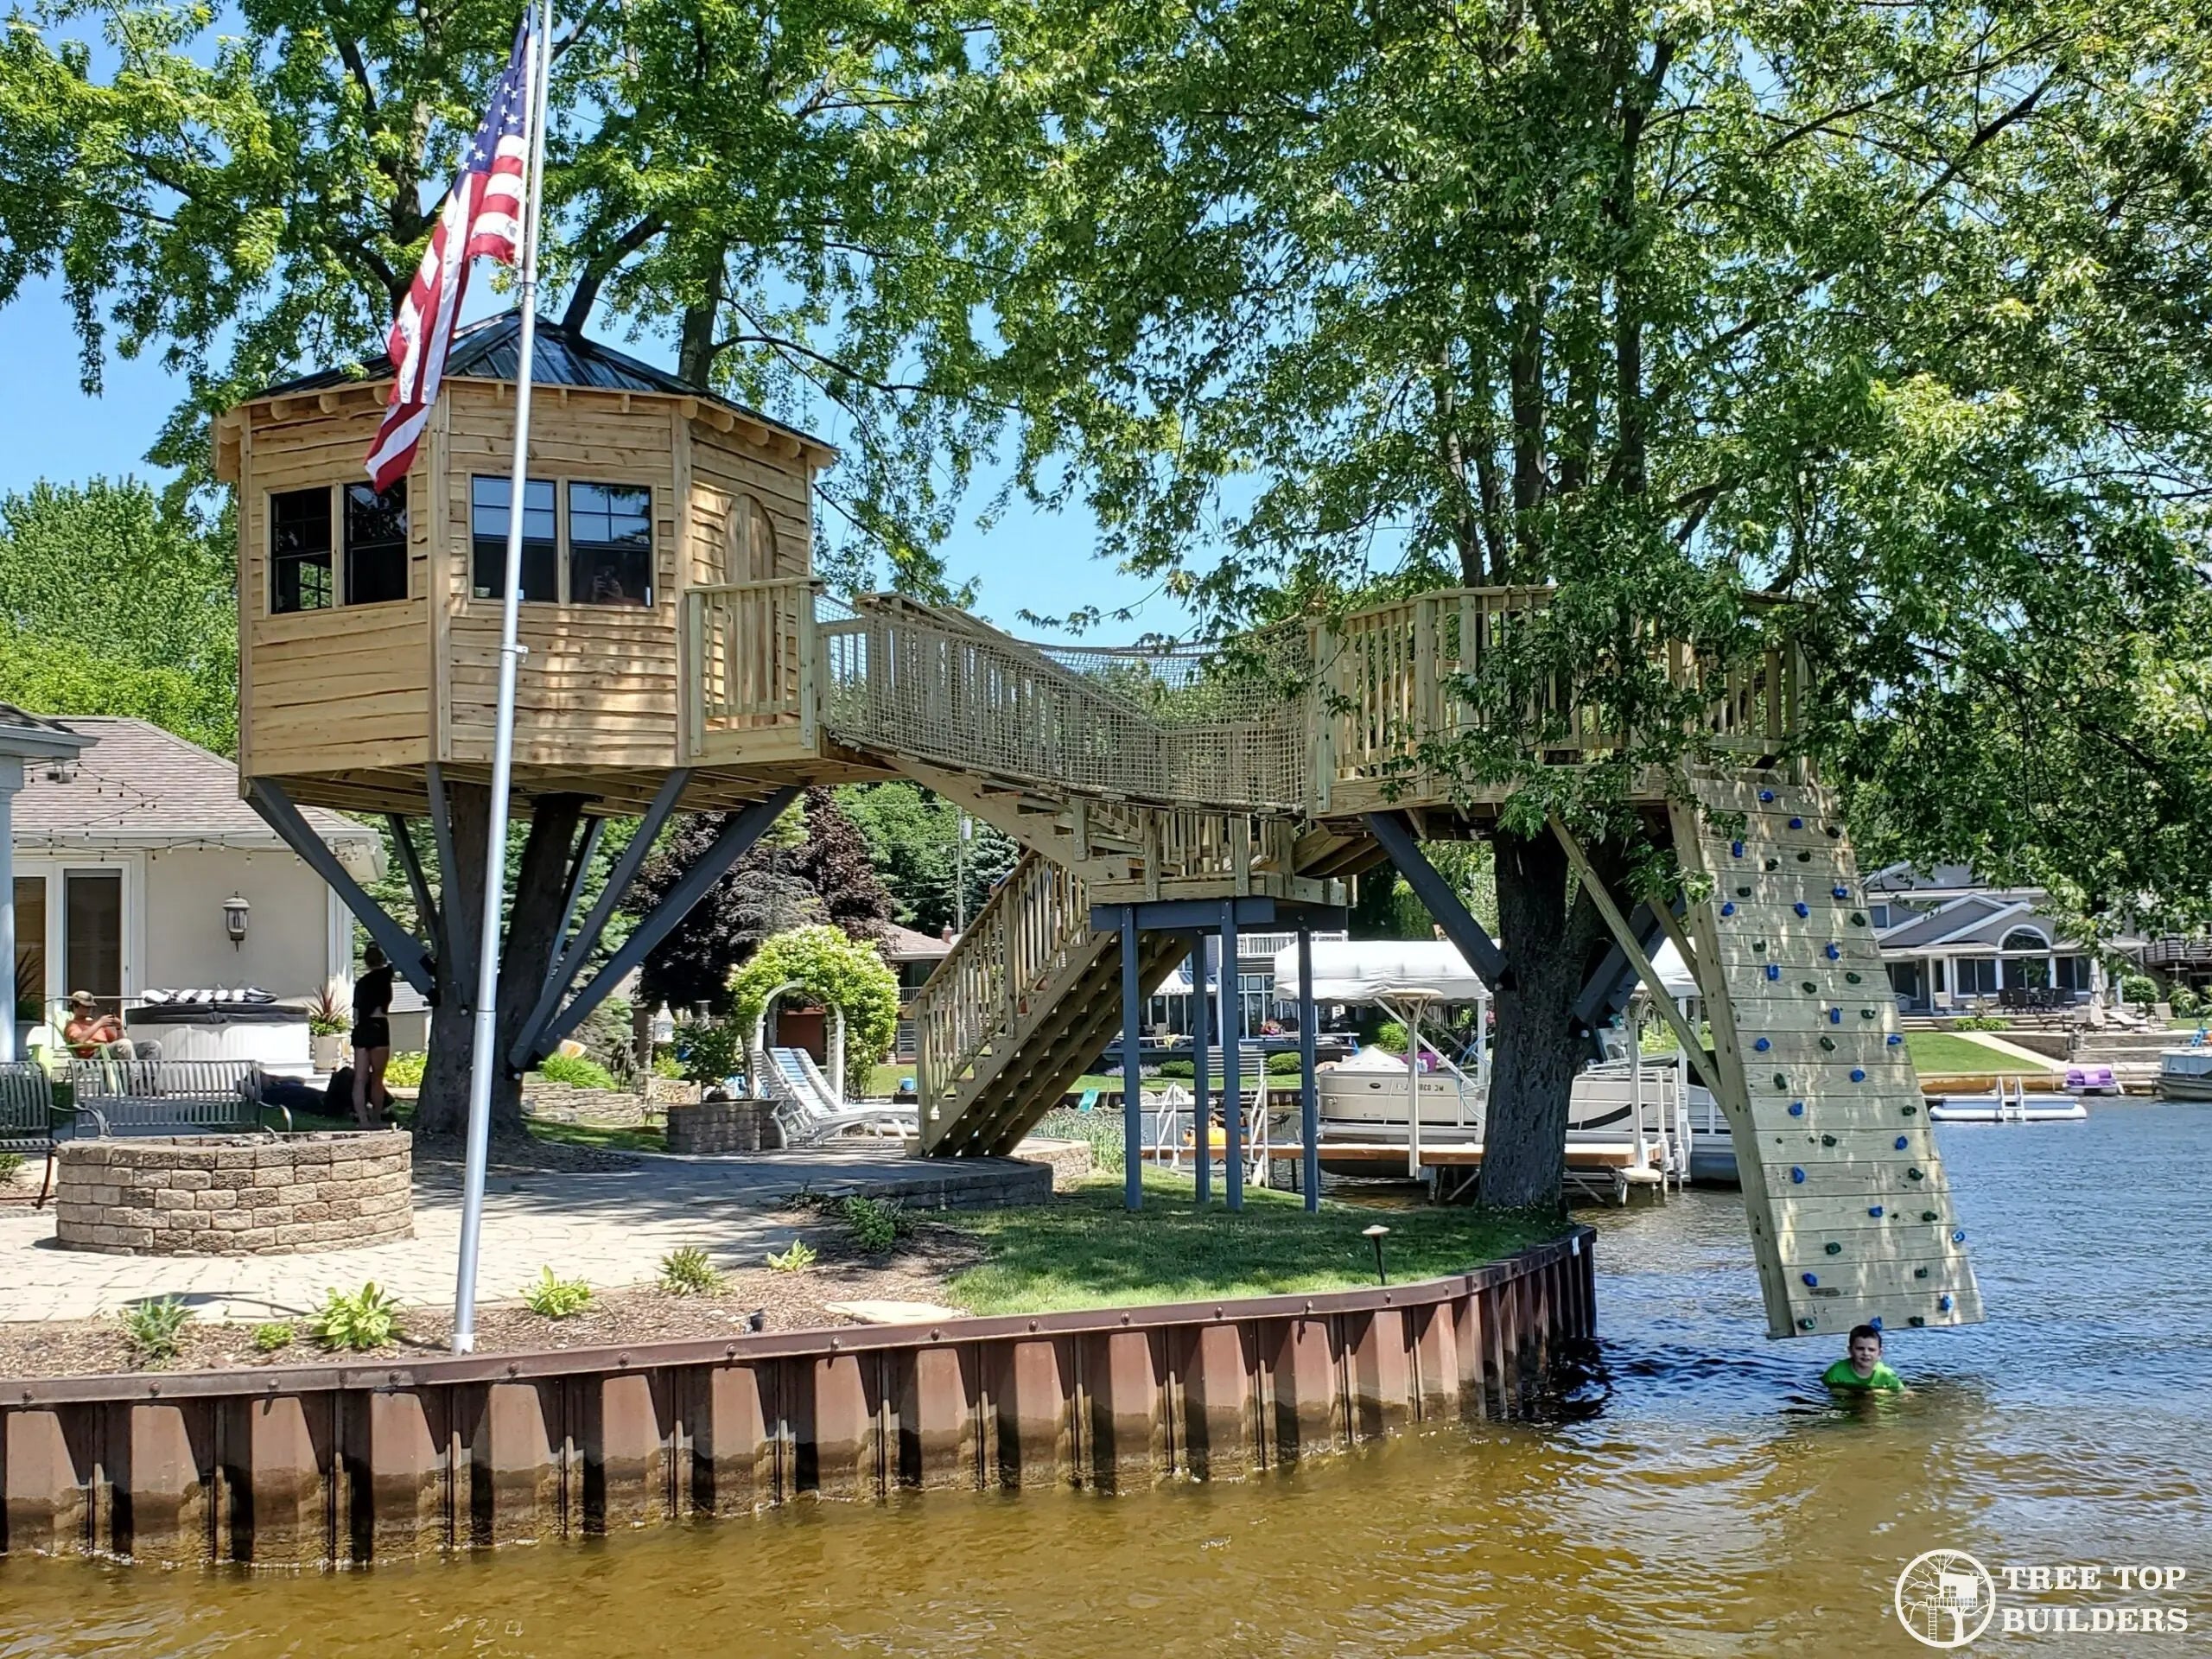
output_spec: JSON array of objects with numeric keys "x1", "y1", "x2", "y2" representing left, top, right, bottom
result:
[
  {"x1": 1866, "y1": 863, "x2": 2109, "y2": 1013},
  {"x1": 5, "y1": 712, "x2": 380, "y2": 1058}
]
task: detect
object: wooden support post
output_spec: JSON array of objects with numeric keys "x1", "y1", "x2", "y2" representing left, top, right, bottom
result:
[
  {"x1": 1220, "y1": 899, "x2": 1243, "y2": 1211},
  {"x1": 1121, "y1": 906, "x2": 1142, "y2": 1212},
  {"x1": 1298, "y1": 923, "x2": 1320, "y2": 1213},
  {"x1": 1190, "y1": 931, "x2": 1211, "y2": 1206}
]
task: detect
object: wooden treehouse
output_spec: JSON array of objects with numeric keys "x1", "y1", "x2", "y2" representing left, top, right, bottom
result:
[{"x1": 226, "y1": 319, "x2": 1979, "y2": 1343}]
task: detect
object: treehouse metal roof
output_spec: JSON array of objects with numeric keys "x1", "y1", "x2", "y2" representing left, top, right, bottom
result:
[{"x1": 246, "y1": 313, "x2": 835, "y2": 457}]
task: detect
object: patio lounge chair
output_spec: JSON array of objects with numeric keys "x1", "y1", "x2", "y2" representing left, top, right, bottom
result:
[{"x1": 760, "y1": 1046, "x2": 916, "y2": 1145}]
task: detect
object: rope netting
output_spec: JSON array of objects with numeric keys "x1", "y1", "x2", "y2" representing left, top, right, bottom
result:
[{"x1": 815, "y1": 594, "x2": 1313, "y2": 812}]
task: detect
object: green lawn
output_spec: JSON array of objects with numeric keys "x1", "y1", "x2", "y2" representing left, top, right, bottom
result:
[
  {"x1": 1905, "y1": 1031, "x2": 2055, "y2": 1076},
  {"x1": 940, "y1": 1169, "x2": 1566, "y2": 1315},
  {"x1": 868, "y1": 1064, "x2": 1147, "y2": 1098}
]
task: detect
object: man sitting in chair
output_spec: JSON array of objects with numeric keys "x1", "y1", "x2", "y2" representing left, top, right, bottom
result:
[{"x1": 62, "y1": 991, "x2": 151, "y2": 1061}]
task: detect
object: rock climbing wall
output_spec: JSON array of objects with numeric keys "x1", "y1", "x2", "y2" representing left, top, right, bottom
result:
[{"x1": 1672, "y1": 772, "x2": 1984, "y2": 1341}]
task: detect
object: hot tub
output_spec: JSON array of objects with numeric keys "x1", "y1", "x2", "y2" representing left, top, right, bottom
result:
[{"x1": 124, "y1": 1001, "x2": 312, "y2": 1072}]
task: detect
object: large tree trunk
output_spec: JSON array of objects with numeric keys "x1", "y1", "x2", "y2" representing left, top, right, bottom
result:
[
  {"x1": 415, "y1": 787, "x2": 588, "y2": 1138},
  {"x1": 1476, "y1": 830, "x2": 1612, "y2": 1209}
]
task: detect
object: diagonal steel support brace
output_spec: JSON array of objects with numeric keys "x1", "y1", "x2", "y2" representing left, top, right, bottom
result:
[
  {"x1": 513, "y1": 784, "x2": 798, "y2": 1069},
  {"x1": 1573, "y1": 897, "x2": 1684, "y2": 1027},
  {"x1": 548, "y1": 816, "x2": 606, "y2": 985},
  {"x1": 1363, "y1": 810, "x2": 1510, "y2": 990},
  {"x1": 247, "y1": 780, "x2": 433, "y2": 994},
  {"x1": 385, "y1": 814, "x2": 444, "y2": 970}
]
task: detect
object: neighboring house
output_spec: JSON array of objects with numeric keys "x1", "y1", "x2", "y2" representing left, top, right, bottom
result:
[
  {"x1": 1147, "y1": 927, "x2": 1353, "y2": 1039},
  {"x1": 880, "y1": 922, "x2": 951, "y2": 1060},
  {"x1": 6, "y1": 715, "x2": 381, "y2": 1051},
  {"x1": 1865, "y1": 864, "x2": 2110, "y2": 1013}
]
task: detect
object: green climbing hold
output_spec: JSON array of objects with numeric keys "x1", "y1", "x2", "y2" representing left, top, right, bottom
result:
[
  {"x1": 1908, "y1": 1167, "x2": 1925, "y2": 1180},
  {"x1": 1846, "y1": 971, "x2": 1863, "y2": 983},
  {"x1": 1914, "y1": 1268, "x2": 1929, "y2": 1280},
  {"x1": 1921, "y1": 1211, "x2": 1938, "y2": 1222},
  {"x1": 1796, "y1": 849, "x2": 1812, "y2": 862},
  {"x1": 1798, "y1": 1317, "x2": 1817, "y2": 1331},
  {"x1": 1821, "y1": 1135, "x2": 1838, "y2": 1147},
  {"x1": 1901, "y1": 1103, "x2": 1918, "y2": 1116},
  {"x1": 1764, "y1": 857, "x2": 1781, "y2": 871},
  {"x1": 1736, "y1": 885, "x2": 1751, "y2": 898},
  {"x1": 1753, "y1": 941, "x2": 1766, "y2": 953},
  {"x1": 1802, "y1": 981, "x2": 1818, "y2": 994},
  {"x1": 1849, "y1": 911, "x2": 1867, "y2": 926},
  {"x1": 1818, "y1": 1036, "x2": 1836, "y2": 1051},
  {"x1": 1825, "y1": 1242, "x2": 1842, "y2": 1255},
  {"x1": 1909, "y1": 1316, "x2": 1927, "y2": 1327},
  {"x1": 1773, "y1": 1073, "x2": 1789, "y2": 1089}
]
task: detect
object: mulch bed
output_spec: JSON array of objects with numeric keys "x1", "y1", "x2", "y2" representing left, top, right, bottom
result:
[{"x1": 0, "y1": 1228, "x2": 985, "y2": 1382}]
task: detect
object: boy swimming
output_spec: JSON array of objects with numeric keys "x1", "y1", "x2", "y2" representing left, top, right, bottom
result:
[{"x1": 1823, "y1": 1324, "x2": 1904, "y2": 1392}]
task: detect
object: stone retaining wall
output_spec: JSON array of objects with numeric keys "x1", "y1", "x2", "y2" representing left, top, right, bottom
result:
[
  {"x1": 519, "y1": 1080, "x2": 658, "y2": 1127},
  {"x1": 0, "y1": 1229, "x2": 1594, "y2": 1567},
  {"x1": 666, "y1": 1096, "x2": 773, "y2": 1154},
  {"x1": 51, "y1": 1133, "x2": 412, "y2": 1257}
]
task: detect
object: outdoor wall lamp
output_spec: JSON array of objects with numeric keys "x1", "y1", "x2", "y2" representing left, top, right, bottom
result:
[{"x1": 222, "y1": 893, "x2": 251, "y2": 950}]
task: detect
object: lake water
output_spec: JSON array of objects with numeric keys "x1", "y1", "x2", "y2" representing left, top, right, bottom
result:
[{"x1": 3, "y1": 1100, "x2": 2207, "y2": 1656}]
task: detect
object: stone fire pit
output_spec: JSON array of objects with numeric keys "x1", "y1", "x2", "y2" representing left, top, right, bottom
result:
[{"x1": 52, "y1": 1132, "x2": 413, "y2": 1256}]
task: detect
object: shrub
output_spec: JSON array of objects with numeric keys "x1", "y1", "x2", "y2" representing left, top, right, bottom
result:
[
  {"x1": 120, "y1": 1295, "x2": 191, "y2": 1363},
  {"x1": 252, "y1": 1320, "x2": 296, "y2": 1353},
  {"x1": 1154, "y1": 1058, "x2": 1195, "y2": 1079},
  {"x1": 1953, "y1": 1015, "x2": 2011, "y2": 1032},
  {"x1": 659, "y1": 1246, "x2": 723, "y2": 1297},
  {"x1": 385, "y1": 1052, "x2": 427, "y2": 1088},
  {"x1": 2120, "y1": 973, "x2": 2158, "y2": 1006},
  {"x1": 730, "y1": 926, "x2": 902, "y2": 1081},
  {"x1": 537, "y1": 1052, "x2": 620, "y2": 1091},
  {"x1": 2169, "y1": 985, "x2": 2202, "y2": 1018},
  {"x1": 1265, "y1": 1052, "x2": 1304, "y2": 1076},
  {"x1": 840, "y1": 1196, "x2": 906, "y2": 1253},
  {"x1": 677, "y1": 1020, "x2": 747, "y2": 1086},
  {"x1": 1372, "y1": 1020, "x2": 1409, "y2": 1055},
  {"x1": 522, "y1": 1267, "x2": 594, "y2": 1319},
  {"x1": 651, "y1": 1052, "x2": 684, "y2": 1079},
  {"x1": 309, "y1": 1282, "x2": 401, "y2": 1351},
  {"x1": 0, "y1": 1151, "x2": 23, "y2": 1185},
  {"x1": 1032, "y1": 1107, "x2": 1126, "y2": 1173},
  {"x1": 766, "y1": 1239, "x2": 817, "y2": 1273}
]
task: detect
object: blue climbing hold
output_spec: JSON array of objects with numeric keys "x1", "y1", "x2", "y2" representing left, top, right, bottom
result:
[
  {"x1": 1886, "y1": 1033, "x2": 1903, "y2": 1046},
  {"x1": 1851, "y1": 1068, "x2": 1867, "y2": 1082},
  {"x1": 1868, "y1": 1316, "x2": 1883, "y2": 1332},
  {"x1": 1869, "y1": 1205, "x2": 1884, "y2": 1217},
  {"x1": 1829, "y1": 1008, "x2": 1842, "y2": 1025},
  {"x1": 1759, "y1": 789, "x2": 1775, "y2": 802},
  {"x1": 1939, "y1": 1294, "x2": 1954, "y2": 1312},
  {"x1": 1789, "y1": 816, "x2": 1803, "y2": 830},
  {"x1": 1832, "y1": 885, "x2": 1850, "y2": 899},
  {"x1": 1788, "y1": 1101, "x2": 1805, "y2": 1116},
  {"x1": 1731, "y1": 839, "x2": 1745, "y2": 858},
  {"x1": 1794, "y1": 901, "x2": 1810, "y2": 918},
  {"x1": 1802, "y1": 1273, "x2": 1819, "y2": 1287},
  {"x1": 1825, "y1": 943, "x2": 1841, "y2": 960},
  {"x1": 1754, "y1": 1038, "x2": 1770, "y2": 1052},
  {"x1": 1720, "y1": 902, "x2": 1735, "y2": 917},
  {"x1": 1953, "y1": 1229, "x2": 1966, "y2": 1243},
  {"x1": 1765, "y1": 963, "x2": 1781, "y2": 982},
  {"x1": 1894, "y1": 1135, "x2": 1909, "y2": 1150},
  {"x1": 1790, "y1": 1167, "x2": 1806, "y2": 1184}
]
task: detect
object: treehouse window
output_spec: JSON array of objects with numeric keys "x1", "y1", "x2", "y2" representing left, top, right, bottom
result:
[
  {"x1": 344, "y1": 480, "x2": 409, "y2": 605},
  {"x1": 471, "y1": 475, "x2": 558, "y2": 603},
  {"x1": 567, "y1": 482, "x2": 652, "y2": 606},
  {"x1": 269, "y1": 488, "x2": 334, "y2": 614}
]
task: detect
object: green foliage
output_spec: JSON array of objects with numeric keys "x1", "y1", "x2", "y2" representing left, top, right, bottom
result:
[
  {"x1": 2120, "y1": 975, "x2": 2159, "y2": 1006},
  {"x1": 1154, "y1": 1058, "x2": 1194, "y2": 1079},
  {"x1": 385, "y1": 1052, "x2": 426, "y2": 1089},
  {"x1": 251, "y1": 1320, "x2": 296, "y2": 1354},
  {"x1": 119, "y1": 1294, "x2": 190, "y2": 1363},
  {"x1": 658, "y1": 1247, "x2": 723, "y2": 1298},
  {"x1": 765, "y1": 1239, "x2": 817, "y2": 1273},
  {"x1": 650, "y1": 1052, "x2": 684, "y2": 1079},
  {"x1": 838, "y1": 1196, "x2": 907, "y2": 1253},
  {"x1": 1031, "y1": 1107, "x2": 1127, "y2": 1174},
  {"x1": 1372, "y1": 1022, "x2": 1409, "y2": 1056},
  {"x1": 537, "y1": 1053, "x2": 620, "y2": 1092},
  {"x1": 521, "y1": 1268, "x2": 594, "y2": 1320},
  {"x1": 0, "y1": 1152, "x2": 23, "y2": 1184},
  {"x1": 305, "y1": 977, "x2": 351, "y2": 1039},
  {"x1": 837, "y1": 782, "x2": 1020, "y2": 934},
  {"x1": 2170, "y1": 986, "x2": 2203, "y2": 1019},
  {"x1": 676, "y1": 1020, "x2": 747, "y2": 1086},
  {"x1": 0, "y1": 479, "x2": 236, "y2": 751},
  {"x1": 1265, "y1": 1052, "x2": 1304, "y2": 1076},
  {"x1": 308, "y1": 1282, "x2": 401, "y2": 1351},
  {"x1": 730, "y1": 925, "x2": 901, "y2": 1077},
  {"x1": 1952, "y1": 1016, "x2": 2012, "y2": 1033}
]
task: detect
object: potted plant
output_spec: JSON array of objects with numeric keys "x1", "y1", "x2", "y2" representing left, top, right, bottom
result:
[{"x1": 307, "y1": 976, "x2": 352, "y2": 1073}]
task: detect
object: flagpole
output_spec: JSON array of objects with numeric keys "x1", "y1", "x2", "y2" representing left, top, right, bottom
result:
[{"x1": 453, "y1": 0, "x2": 556, "y2": 1355}]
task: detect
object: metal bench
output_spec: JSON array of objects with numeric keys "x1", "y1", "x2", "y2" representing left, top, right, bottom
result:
[
  {"x1": 0, "y1": 1062, "x2": 67, "y2": 1206},
  {"x1": 63, "y1": 1058, "x2": 292, "y2": 1138}
]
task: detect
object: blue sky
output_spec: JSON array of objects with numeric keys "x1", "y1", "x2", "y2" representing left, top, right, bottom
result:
[{"x1": 0, "y1": 275, "x2": 1173, "y2": 642}]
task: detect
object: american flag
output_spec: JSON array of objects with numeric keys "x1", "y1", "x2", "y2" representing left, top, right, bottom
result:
[{"x1": 365, "y1": 17, "x2": 537, "y2": 490}]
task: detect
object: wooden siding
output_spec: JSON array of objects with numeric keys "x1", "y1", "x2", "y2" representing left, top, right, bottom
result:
[
  {"x1": 687, "y1": 418, "x2": 813, "y2": 587},
  {"x1": 236, "y1": 391, "x2": 433, "y2": 780}
]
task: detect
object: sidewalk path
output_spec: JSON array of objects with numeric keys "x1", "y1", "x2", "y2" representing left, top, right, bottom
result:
[{"x1": 0, "y1": 1147, "x2": 1037, "y2": 1324}]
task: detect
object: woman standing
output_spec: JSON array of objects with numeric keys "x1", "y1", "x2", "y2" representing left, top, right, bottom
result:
[{"x1": 351, "y1": 945, "x2": 395, "y2": 1126}]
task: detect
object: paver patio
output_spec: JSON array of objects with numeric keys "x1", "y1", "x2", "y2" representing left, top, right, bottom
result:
[{"x1": 0, "y1": 1147, "x2": 1040, "y2": 1324}]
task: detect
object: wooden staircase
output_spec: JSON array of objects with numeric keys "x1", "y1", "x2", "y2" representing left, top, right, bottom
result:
[{"x1": 912, "y1": 851, "x2": 1191, "y2": 1156}]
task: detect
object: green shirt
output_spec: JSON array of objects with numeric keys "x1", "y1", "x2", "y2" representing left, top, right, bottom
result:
[{"x1": 1823, "y1": 1358, "x2": 1903, "y2": 1393}]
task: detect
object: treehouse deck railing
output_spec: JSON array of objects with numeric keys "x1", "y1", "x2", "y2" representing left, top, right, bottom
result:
[
  {"x1": 910, "y1": 849, "x2": 1091, "y2": 1137},
  {"x1": 1310, "y1": 588, "x2": 1802, "y2": 811},
  {"x1": 681, "y1": 576, "x2": 818, "y2": 760}
]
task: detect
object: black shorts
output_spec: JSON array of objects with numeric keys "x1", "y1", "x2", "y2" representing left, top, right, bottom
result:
[{"x1": 353, "y1": 1020, "x2": 391, "y2": 1051}]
